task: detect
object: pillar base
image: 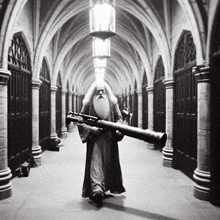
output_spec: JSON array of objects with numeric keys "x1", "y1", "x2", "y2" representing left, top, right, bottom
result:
[
  {"x1": 0, "y1": 168, "x2": 12, "y2": 200},
  {"x1": 162, "y1": 146, "x2": 173, "y2": 167},
  {"x1": 193, "y1": 169, "x2": 210, "y2": 201},
  {"x1": 50, "y1": 133, "x2": 58, "y2": 139},
  {"x1": 32, "y1": 145, "x2": 42, "y2": 166},
  {"x1": 61, "y1": 127, "x2": 68, "y2": 138},
  {"x1": 67, "y1": 122, "x2": 74, "y2": 132},
  {"x1": 194, "y1": 187, "x2": 210, "y2": 201}
]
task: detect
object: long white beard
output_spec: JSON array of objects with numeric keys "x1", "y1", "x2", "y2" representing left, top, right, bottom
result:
[{"x1": 93, "y1": 95, "x2": 111, "y2": 120}]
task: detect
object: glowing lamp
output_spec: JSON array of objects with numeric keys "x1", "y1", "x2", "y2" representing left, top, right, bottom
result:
[
  {"x1": 94, "y1": 58, "x2": 107, "y2": 68},
  {"x1": 90, "y1": 0, "x2": 116, "y2": 39},
  {"x1": 92, "y1": 37, "x2": 110, "y2": 58}
]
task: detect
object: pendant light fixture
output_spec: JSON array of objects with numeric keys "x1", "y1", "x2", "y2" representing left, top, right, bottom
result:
[
  {"x1": 89, "y1": 0, "x2": 116, "y2": 39},
  {"x1": 92, "y1": 37, "x2": 110, "y2": 59}
]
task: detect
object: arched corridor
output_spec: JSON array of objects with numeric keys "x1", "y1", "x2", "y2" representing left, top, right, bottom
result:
[
  {"x1": 0, "y1": 0, "x2": 220, "y2": 209},
  {"x1": 0, "y1": 128, "x2": 219, "y2": 220}
]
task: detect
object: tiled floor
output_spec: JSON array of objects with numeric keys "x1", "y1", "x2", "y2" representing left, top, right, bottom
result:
[{"x1": 0, "y1": 126, "x2": 220, "y2": 220}]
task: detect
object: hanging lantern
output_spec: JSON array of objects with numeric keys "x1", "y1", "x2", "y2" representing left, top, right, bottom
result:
[
  {"x1": 95, "y1": 67, "x2": 105, "y2": 74},
  {"x1": 92, "y1": 37, "x2": 110, "y2": 58},
  {"x1": 89, "y1": 0, "x2": 116, "y2": 39},
  {"x1": 94, "y1": 58, "x2": 107, "y2": 68}
]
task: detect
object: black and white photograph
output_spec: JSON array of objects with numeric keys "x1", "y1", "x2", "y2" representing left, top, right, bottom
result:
[{"x1": 0, "y1": 0, "x2": 220, "y2": 219}]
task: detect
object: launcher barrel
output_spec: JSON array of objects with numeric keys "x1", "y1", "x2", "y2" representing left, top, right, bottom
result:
[{"x1": 66, "y1": 113, "x2": 167, "y2": 146}]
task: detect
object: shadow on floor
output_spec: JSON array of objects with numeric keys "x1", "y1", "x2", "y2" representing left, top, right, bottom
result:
[{"x1": 80, "y1": 194, "x2": 177, "y2": 220}]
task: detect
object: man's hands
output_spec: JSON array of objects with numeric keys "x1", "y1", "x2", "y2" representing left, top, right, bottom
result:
[
  {"x1": 116, "y1": 130, "x2": 124, "y2": 141},
  {"x1": 91, "y1": 127, "x2": 124, "y2": 141},
  {"x1": 91, "y1": 126, "x2": 102, "y2": 135}
]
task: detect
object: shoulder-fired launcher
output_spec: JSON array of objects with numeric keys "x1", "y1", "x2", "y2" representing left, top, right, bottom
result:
[{"x1": 66, "y1": 112, "x2": 167, "y2": 146}]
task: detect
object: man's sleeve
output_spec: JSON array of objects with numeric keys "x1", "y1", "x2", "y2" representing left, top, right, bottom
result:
[
  {"x1": 114, "y1": 103, "x2": 123, "y2": 123},
  {"x1": 77, "y1": 103, "x2": 97, "y2": 143}
]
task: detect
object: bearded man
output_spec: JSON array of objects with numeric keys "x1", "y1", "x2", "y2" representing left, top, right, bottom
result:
[{"x1": 77, "y1": 81, "x2": 125, "y2": 206}]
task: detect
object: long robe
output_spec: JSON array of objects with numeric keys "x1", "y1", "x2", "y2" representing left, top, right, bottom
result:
[{"x1": 77, "y1": 100, "x2": 125, "y2": 198}]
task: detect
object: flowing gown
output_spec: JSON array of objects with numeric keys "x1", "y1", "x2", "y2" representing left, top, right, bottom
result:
[{"x1": 77, "y1": 100, "x2": 126, "y2": 198}]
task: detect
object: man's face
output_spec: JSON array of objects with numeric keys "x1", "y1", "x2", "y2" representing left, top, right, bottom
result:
[
  {"x1": 95, "y1": 86, "x2": 106, "y2": 98},
  {"x1": 96, "y1": 89, "x2": 105, "y2": 98},
  {"x1": 93, "y1": 85, "x2": 110, "y2": 119}
]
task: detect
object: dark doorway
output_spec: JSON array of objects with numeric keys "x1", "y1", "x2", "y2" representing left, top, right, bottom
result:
[
  {"x1": 7, "y1": 34, "x2": 32, "y2": 176},
  {"x1": 154, "y1": 56, "x2": 165, "y2": 150},
  {"x1": 173, "y1": 31, "x2": 197, "y2": 179}
]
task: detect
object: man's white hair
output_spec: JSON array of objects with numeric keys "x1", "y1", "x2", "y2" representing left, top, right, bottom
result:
[{"x1": 83, "y1": 81, "x2": 117, "y2": 106}]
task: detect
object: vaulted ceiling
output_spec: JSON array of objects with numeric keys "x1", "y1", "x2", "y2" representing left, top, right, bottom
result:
[{"x1": 34, "y1": 0, "x2": 195, "y2": 95}]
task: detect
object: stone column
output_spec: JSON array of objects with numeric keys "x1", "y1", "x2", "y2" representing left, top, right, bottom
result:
[
  {"x1": 72, "y1": 93, "x2": 74, "y2": 112},
  {"x1": 129, "y1": 91, "x2": 134, "y2": 126},
  {"x1": 75, "y1": 95, "x2": 77, "y2": 112},
  {"x1": 61, "y1": 89, "x2": 67, "y2": 138},
  {"x1": 68, "y1": 91, "x2": 74, "y2": 132},
  {"x1": 193, "y1": 65, "x2": 211, "y2": 201},
  {"x1": 50, "y1": 86, "x2": 57, "y2": 139},
  {"x1": 127, "y1": 93, "x2": 129, "y2": 110},
  {"x1": 0, "y1": 69, "x2": 12, "y2": 200},
  {"x1": 74, "y1": 93, "x2": 77, "y2": 112},
  {"x1": 162, "y1": 79, "x2": 174, "y2": 167},
  {"x1": 48, "y1": 86, "x2": 61, "y2": 151},
  {"x1": 32, "y1": 80, "x2": 42, "y2": 166},
  {"x1": 126, "y1": 94, "x2": 132, "y2": 125},
  {"x1": 69, "y1": 91, "x2": 73, "y2": 112},
  {"x1": 137, "y1": 90, "x2": 143, "y2": 128},
  {"x1": 77, "y1": 95, "x2": 80, "y2": 112},
  {"x1": 146, "y1": 86, "x2": 154, "y2": 149}
]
